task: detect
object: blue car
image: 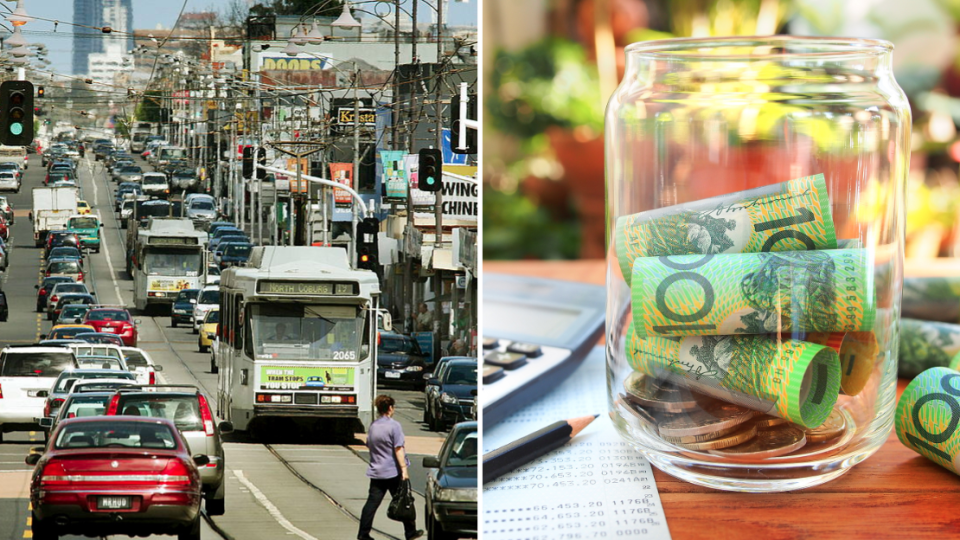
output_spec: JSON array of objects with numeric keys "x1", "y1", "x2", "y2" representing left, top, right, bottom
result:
[
  {"x1": 214, "y1": 242, "x2": 253, "y2": 268},
  {"x1": 425, "y1": 358, "x2": 477, "y2": 431}
]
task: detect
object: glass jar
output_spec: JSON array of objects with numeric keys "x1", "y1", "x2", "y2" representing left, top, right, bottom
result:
[{"x1": 606, "y1": 36, "x2": 909, "y2": 492}]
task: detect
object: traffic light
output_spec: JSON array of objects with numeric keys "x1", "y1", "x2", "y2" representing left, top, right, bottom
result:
[
  {"x1": 450, "y1": 91, "x2": 477, "y2": 154},
  {"x1": 256, "y1": 147, "x2": 266, "y2": 180},
  {"x1": 241, "y1": 146, "x2": 254, "y2": 179},
  {"x1": 0, "y1": 81, "x2": 34, "y2": 146},
  {"x1": 356, "y1": 217, "x2": 380, "y2": 271},
  {"x1": 418, "y1": 148, "x2": 442, "y2": 192},
  {"x1": 37, "y1": 86, "x2": 44, "y2": 98}
]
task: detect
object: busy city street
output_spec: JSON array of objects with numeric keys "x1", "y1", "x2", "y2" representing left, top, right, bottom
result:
[{"x1": 0, "y1": 152, "x2": 465, "y2": 540}]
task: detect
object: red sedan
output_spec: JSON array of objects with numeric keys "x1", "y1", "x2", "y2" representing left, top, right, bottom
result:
[
  {"x1": 81, "y1": 308, "x2": 139, "y2": 346},
  {"x1": 26, "y1": 417, "x2": 205, "y2": 540}
]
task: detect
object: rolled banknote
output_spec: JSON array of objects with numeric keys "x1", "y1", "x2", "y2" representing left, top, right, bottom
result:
[
  {"x1": 631, "y1": 249, "x2": 875, "y2": 337},
  {"x1": 615, "y1": 174, "x2": 837, "y2": 284},
  {"x1": 902, "y1": 277, "x2": 960, "y2": 323},
  {"x1": 899, "y1": 318, "x2": 960, "y2": 379},
  {"x1": 895, "y1": 367, "x2": 960, "y2": 475},
  {"x1": 625, "y1": 326, "x2": 841, "y2": 429},
  {"x1": 803, "y1": 332, "x2": 878, "y2": 396}
]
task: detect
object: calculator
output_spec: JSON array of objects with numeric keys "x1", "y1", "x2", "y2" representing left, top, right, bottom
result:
[{"x1": 482, "y1": 273, "x2": 606, "y2": 427}]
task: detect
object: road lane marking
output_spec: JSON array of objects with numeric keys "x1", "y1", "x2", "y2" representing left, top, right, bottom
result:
[
  {"x1": 86, "y1": 159, "x2": 123, "y2": 305},
  {"x1": 232, "y1": 470, "x2": 319, "y2": 540}
]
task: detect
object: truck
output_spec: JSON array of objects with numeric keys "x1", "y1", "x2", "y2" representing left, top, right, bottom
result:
[
  {"x1": 32, "y1": 186, "x2": 79, "y2": 247},
  {"x1": 130, "y1": 122, "x2": 158, "y2": 153},
  {"x1": 0, "y1": 145, "x2": 28, "y2": 170}
]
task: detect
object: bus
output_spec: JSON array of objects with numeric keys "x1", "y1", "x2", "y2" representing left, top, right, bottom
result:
[
  {"x1": 131, "y1": 218, "x2": 208, "y2": 311},
  {"x1": 216, "y1": 246, "x2": 380, "y2": 438}
]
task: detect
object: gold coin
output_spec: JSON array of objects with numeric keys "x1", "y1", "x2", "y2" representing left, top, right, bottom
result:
[
  {"x1": 751, "y1": 415, "x2": 787, "y2": 429},
  {"x1": 623, "y1": 373, "x2": 698, "y2": 413},
  {"x1": 803, "y1": 408, "x2": 846, "y2": 443},
  {"x1": 708, "y1": 424, "x2": 806, "y2": 460},
  {"x1": 616, "y1": 393, "x2": 658, "y2": 428},
  {"x1": 671, "y1": 423, "x2": 757, "y2": 449},
  {"x1": 657, "y1": 401, "x2": 755, "y2": 438}
]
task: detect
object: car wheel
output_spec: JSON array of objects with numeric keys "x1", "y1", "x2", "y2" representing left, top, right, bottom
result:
[
  {"x1": 211, "y1": 357, "x2": 218, "y2": 374},
  {"x1": 171, "y1": 319, "x2": 177, "y2": 328},
  {"x1": 193, "y1": 326, "x2": 198, "y2": 335},
  {"x1": 178, "y1": 514, "x2": 201, "y2": 540},
  {"x1": 199, "y1": 341, "x2": 208, "y2": 353},
  {"x1": 46, "y1": 312, "x2": 53, "y2": 321},
  {"x1": 206, "y1": 493, "x2": 225, "y2": 516},
  {"x1": 31, "y1": 511, "x2": 57, "y2": 540}
]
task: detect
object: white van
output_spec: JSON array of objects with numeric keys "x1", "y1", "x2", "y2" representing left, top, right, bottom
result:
[
  {"x1": 0, "y1": 145, "x2": 27, "y2": 170},
  {"x1": 0, "y1": 346, "x2": 78, "y2": 440}
]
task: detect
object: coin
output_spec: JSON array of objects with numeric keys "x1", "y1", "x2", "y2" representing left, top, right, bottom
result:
[
  {"x1": 708, "y1": 424, "x2": 806, "y2": 460},
  {"x1": 751, "y1": 415, "x2": 787, "y2": 429},
  {"x1": 673, "y1": 423, "x2": 758, "y2": 450},
  {"x1": 623, "y1": 373, "x2": 698, "y2": 413},
  {"x1": 657, "y1": 401, "x2": 755, "y2": 438},
  {"x1": 616, "y1": 394, "x2": 658, "y2": 427},
  {"x1": 803, "y1": 408, "x2": 846, "y2": 443}
]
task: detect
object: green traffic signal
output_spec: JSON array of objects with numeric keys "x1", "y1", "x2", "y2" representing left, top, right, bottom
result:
[{"x1": 9, "y1": 123, "x2": 22, "y2": 136}]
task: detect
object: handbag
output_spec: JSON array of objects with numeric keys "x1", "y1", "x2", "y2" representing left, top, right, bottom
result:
[{"x1": 387, "y1": 479, "x2": 417, "y2": 522}]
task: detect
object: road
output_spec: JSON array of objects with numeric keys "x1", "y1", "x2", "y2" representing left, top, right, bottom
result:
[{"x1": 0, "y1": 153, "x2": 450, "y2": 540}]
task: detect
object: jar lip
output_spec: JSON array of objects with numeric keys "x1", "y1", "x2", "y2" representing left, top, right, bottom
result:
[{"x1": 624, "y1": 35, "x2": 893, "y2": 60}]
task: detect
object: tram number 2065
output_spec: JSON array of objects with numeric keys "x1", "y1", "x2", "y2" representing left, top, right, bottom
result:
[{"x1": 332, "y1": 350, "x2": 357, "y2": 360}]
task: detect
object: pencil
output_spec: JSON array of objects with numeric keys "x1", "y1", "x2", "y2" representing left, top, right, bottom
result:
[{"x1": 482, "y1": 414, "x2": 598, "y2": 484}]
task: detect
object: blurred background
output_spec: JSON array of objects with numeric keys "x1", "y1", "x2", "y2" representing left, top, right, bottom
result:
[{"x1": 483, "y1": 0, "x2": 960, "y2": 260}]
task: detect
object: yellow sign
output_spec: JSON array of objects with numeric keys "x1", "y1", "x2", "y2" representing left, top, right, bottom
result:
[
  {"x1": 262, "y1": 58, "x2": 327, "y2": 71},
  {"x1": 337, "y1": 108, "x2": 376, "y2": 126}
]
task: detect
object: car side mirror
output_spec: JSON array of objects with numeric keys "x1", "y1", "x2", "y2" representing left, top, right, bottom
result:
[
  {"x1": 99, "y1": 223, "x2": 103, "y2": 227},
  {"x1": 423, "y1": 373, "x2": 432, "y2": 380},
  {"x1": 38, "y1": 417, "x2": 53, "y2": 427},
  {"x1": 192, "y1": 454, "x2": 210, "y2": 467},
  {"x1": 428, "y1": 378, "x2": 440, "y2": 386},
  {"x1": 36, "y1": 390, "x2": 48, "y2": 398},
  {"x1": 218, "y1": 421, "x2": 234, "y2": 434},
  {"x1": 39, "y1": 334, "x2": 46, "y2": 339},
  {"x1": 25, "y1": 453, "x2": 42, "y2": 466},
  {"x1": 422, "y1": 456, "x2": 440, "y2": 468},
  {"x1": 153, "y1": 365, "x2": 163, "y2": 372},
  {"x1": 190, "y1": 299, "x2": 197, "y2": 304},
  {"x1": 135, "y1": 319, "x2": 142, "y2": 325},
  {"x1": 471, "y1": 389, "x2": 478, "y2": 397},
  {"x1": 34, "y1": 284, "x2": 39, "y2": 289}
]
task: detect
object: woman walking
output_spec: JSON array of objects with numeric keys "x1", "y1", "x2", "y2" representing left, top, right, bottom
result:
[{"x1": 357, "y1": 395, "x2": 423, "y2": 540}]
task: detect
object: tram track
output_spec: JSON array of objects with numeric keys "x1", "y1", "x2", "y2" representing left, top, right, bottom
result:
[{"x1": 88, "y1": 156, "x2": 410, "y2": 540}]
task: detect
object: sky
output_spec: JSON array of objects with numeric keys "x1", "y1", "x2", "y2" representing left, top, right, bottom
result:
[{"x1": 12, "y1": 0, "x2": 477, "y2": 76}]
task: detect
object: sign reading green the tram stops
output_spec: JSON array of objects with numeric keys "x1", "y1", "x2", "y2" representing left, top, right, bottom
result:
[{"x1": 259, "y1": 366, "x2": 355, "y2": 391}]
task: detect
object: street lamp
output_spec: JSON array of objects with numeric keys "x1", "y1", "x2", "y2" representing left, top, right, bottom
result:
[
  {"x1": 331, "y1": 3, "x2": 362, "y2": 28},
  {"x1": 5, "y1": 1, "x2": 31, "y2": 27}
]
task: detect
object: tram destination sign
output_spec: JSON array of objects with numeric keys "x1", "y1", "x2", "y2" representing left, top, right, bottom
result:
[
  {"x1": 149, "y1": 237, "x2": 198, "y2": 246},
  {"x1": 257, "y1": 280, "x2": 358, "y2": 296}
]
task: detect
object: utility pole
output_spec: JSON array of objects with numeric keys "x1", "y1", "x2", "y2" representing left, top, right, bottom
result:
[{"x1": 432, "y1": 0, "x2": 444, "y2": 361}]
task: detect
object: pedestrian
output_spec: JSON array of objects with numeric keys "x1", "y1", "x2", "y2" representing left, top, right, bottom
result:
[
  {"x1": 416, "y1": 303, "x2": 433, "y2": 332},
  {"x1": 357, "y1": 395, "x2": 423, "y2": 540}
]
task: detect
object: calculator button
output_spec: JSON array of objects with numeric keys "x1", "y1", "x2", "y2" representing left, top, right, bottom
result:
[
  {"x1": 484, "y1": 351, "x2": 527, "y2": 370},
  {"x1": 507, "y1": 342, "x2": 542, "y2": 357},
  {"x1": 483, "y1": 337, "x2": 499, "y2": 350},
  {"x1": 483, "y1": 365, "x2": 505, "y2": 384}
]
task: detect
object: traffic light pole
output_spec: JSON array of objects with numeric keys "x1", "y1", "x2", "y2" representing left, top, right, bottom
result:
[{"x1": 433, "y1": 3, "x2": 444, "y2": 362}]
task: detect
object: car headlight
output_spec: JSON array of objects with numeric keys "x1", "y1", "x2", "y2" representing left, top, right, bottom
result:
[
  {"x1": 436, "y1": 487, "x2": 477, "y2": 503},
  {"x1": 405, "y1": 366, "x2": 423, "y2": 372},
  {"x1": 440, "y1": 392, "x2": 458, "y2": 405}
]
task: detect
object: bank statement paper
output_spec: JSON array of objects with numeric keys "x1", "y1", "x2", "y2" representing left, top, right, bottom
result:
[{"x1": 482, "y1": 346, "x2": 672, "y2": 540}]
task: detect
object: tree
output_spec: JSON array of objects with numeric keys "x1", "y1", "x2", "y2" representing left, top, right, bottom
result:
[{"x1": 136, "y1": 90, "x2": 166, "y2": 123}]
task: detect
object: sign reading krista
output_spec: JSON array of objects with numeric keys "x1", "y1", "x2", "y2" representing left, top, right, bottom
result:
[{"x1": 336, "y1": 108, "x2": 376, "y2": 126}]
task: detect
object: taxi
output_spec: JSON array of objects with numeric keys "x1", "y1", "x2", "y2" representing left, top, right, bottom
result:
[
  {"x1": 76, "y1": 200, "x2": 91, "y2": 215},
  {"x1": 46, "y1": 324, "x2": 97, "y2": 341},
  {"x1": 198, "y1": 308, "x2": 219, "y2": 353}
]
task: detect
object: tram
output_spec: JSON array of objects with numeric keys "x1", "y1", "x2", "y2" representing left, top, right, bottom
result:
[
  {"x1": 215, "y1": 246, "x2": 380, "y2": 436},
  {"x1": 131, "y1": 218, "x2": 207, "y2": 311}
]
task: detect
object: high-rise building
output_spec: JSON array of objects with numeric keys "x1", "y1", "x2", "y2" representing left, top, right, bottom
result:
[{"x1": 73, "y1": 0, "x2": 134, "y2": 75}]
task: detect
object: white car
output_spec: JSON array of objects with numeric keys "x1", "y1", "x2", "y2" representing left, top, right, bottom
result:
[
  {"x1": 141, "y1": 172, "x2": 169, "y2": 197},
  {"x1": 193, "y1": 285, "x2": 219, "y2": 333},
  {"x1": 0, "y1": 171, "x2": 19, "y2": 192},
  {"x1": 119, "y1": 346, "x2": 163, "y2": 385},
  {"x1": 69, "y1": 343, "x2": 125, "y2": 364},
  {"x1": 0, "y1": 346, "x2": 78, "y2": 441}
]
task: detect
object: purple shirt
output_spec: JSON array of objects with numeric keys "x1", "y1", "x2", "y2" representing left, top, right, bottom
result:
[{"x1": 366, "y1": 415, "x2": 409, "y2": 479}]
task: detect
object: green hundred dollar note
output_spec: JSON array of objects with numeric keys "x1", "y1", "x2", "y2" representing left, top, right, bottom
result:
[
  {"x1": 615, "y1": 174, "x2": 837, "y2": 284},
  {"x1": 896, "y1": 367, "x2": 960, "y2": 475},
  {"x1": 631, "y1": 249, "x2": 875, "y2": 337},
  {"x1": 625, "y1": 326, "x2": 841, "y2": 428},
  {"x1": 902, "y1": 277, "x2": 960, "y2": 323},
  {"x1": 899, "y1": 318, "x2": 960, "y2": 379}
]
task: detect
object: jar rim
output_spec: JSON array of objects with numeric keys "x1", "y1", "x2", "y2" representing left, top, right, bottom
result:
[{"x1": 624, "y1": 35, "x2": 893, "y2": 60}]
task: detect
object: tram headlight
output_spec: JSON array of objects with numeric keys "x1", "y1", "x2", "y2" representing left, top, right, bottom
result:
[{"x1": 405, "y1": 366, "x2": 423, "y2": 372}]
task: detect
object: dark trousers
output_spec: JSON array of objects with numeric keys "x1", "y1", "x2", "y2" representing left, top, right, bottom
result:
[{"x1": 358, "y1": 475, "x2": 417, "y2": 540}]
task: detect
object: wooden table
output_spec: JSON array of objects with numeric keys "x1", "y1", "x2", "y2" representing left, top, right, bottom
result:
[{"x1": 485, "y1": 260, "x2": 960, "y2": 540}]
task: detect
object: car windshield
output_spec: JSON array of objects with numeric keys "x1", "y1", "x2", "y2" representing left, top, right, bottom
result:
[
  {"x1": 223, "y1": 244, "x2": 252, "y2": 257},
  {"x1": 50, "y1": 248, "x2": 81, "y2": 258},
  {"x1": 50, "y1": 327, "x2": 93, "y2": 339},
  {"x1": 144, "y1": 176, "x2": 166, "y2": 185},
  {"x1": 48, "y1": 261, "x2": 80, "y2": 274},
  {"x1": 251, "y1": 303, "x2": 364, "y2": 361},
  {"x1": 381, "y1": 337, "x2": 420, "y2": 355},
  {"x1": 444, "y1": 430, "x2": 478, "y2": 467},
  {"x1": 205, "y1": 311, "x2": 220, "y2": 324},
  {"x1": 54, "y1": 284, "x2": 86, "y2": 294},
  {"x1": 54, "y1": 420, "x2": 178, "y2": 450},
  {"x1": 442, "y1": 364, "x2": 478, "y2": 385},
  {"x1": 69, "y1": 217, "x2": 98, "y2": 229},
  {"x1": 198, "y1": 290, "x2": 220, "y2": 304},
  {"x1": 206, "y1": 266, "x2": 220, "y2": 276},
  {"x1": 55, "y1": 371, "x2": 129, "y2": 393},
  {"x1": 73, "y1": 345, "x2": 121, "y2": 360},
  {"x1": 123, "y1": 350, "x2": 149, "y2": 368},
  {"x1": 61, "y1": 395, "x2": 111, "y2": 419},
  {"x1": 143, "y1": 249, "x2": 202, "y2": 277},
  {"x1": 176, "y1": 290, "x2": 199, "y2": 302},
  {"x1": 116, "y1": 395, "x2": 203, "y2": 432},
  {"x1": 1, "y1": 352, "x2": 75, "y2": 377},
  {"x1": 119, "y1": 166, "x2": 141, "y2": 173},
  {"x1": 86, "y1": 310, "x2": 130, "y2": 322},
  {"x1": 77, "y1": 357, "x2": 123, "y2": 370},
  {"x1": 78, "y1": 334, "x2": 124, "y2": 346},
  {"x1": 61, "y1": 305, "x2": 91, "y2": 318},
  {"x1": 191, "y1": 201, "x2": 214, "y2": 210}
]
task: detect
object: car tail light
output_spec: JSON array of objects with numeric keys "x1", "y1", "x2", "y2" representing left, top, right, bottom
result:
[
  {"x1": 77, "y1": 271, "x2": 84, "y2": 281},
  {"x1": 50, "y1": 295, "x2": 58, "y2": 304},
  {"x1": 148, "y1": 371, "x2": 156, "y2": 385},
  {"x1": 197, "y1": 393, "x2": 215, "y2": 436},
  {"x1": 160, "y1": 459, "x2": 192, "y2": 486},
  {"x1": 39, "y1": 289, "x2": 47, "y2": 296},
  {"x1": 106, "y1": 394, "x2": 120, "y2": 415},
  {"x1": 42, "y1": 398, "x2": 64, "y2": 418},
  {"x1": 45, "y1": 271, "x2": 51, "y2": 277},
  {"x1": 0, "y1": 383, "x2": 3, "y2": 399},
  {"x1": 39, "y1": 460, "x2": 70, "y2": 486}
]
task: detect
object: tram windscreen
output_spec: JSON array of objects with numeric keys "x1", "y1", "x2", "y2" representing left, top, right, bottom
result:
[
  {"x1": 250, "y1": 304, "x2": 364, "y2": 361},
  {"x1": 143, "y1": 249, "x2": 202, "y2": 276}
]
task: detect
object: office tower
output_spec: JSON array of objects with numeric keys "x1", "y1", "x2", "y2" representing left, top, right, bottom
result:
[{"x1": 73, "y1": 0, "x2": 134, "y2": 75}]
